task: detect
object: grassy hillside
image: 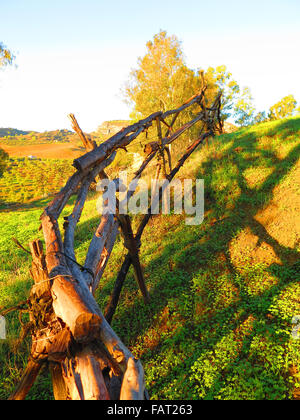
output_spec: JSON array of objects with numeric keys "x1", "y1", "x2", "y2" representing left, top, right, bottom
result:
[
  {"x1": 0, "y1": 116, "x2": 299, "y2": 400},
  {"x1": 0, "y1": 128, "x2": 33, "y2": 137}
]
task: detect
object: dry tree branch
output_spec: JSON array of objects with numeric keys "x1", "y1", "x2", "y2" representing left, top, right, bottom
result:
[{"x1": 9, "y1": 89, "x2": 222, "y2": 400}]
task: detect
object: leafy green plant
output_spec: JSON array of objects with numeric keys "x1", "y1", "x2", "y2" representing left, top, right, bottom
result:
[{"x1": 0, "y1": 116, "x2": 299, "y2": 399}]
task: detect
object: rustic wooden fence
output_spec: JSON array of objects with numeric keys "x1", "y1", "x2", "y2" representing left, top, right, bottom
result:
[{"x1": 3, "y1": 83, "x2": 222, "y2": 400}]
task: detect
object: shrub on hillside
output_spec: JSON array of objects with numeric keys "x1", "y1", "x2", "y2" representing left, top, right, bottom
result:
[{"x1": 0, "y1": 147, "x2": 8, "y2": 177}]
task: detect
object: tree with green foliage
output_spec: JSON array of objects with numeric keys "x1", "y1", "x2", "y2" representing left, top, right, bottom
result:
[
  {"x1": 205, "y1": 67, "x2": 257, "y2": 126},
  {"x1": 269, "y1": 95, "x2": 297, "y2": 120},
  {"x1": 124, "y1": 30, "x2": 200, "y2": 120},
  {"x1": 233, "y1": 86, "x2": 256, "y2": 126},
  {"x1": 124, "y1": 31, "x2": 255, "y2": 131},
  {"x1": 204, "y1": 65, "x2": 240, "y2": 121},
  {"x1": 253, "y1": 111, "x2": 268, "y2": 124},
  {"x1": 123, "y1": 30, "x2": 205, "y2": 158},
  {"x1": 0, "y1": 42, "x2": 15, "y2": 68}
]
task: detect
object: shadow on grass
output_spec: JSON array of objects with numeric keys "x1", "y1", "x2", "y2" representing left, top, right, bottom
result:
[
  {"x1": 2, "y1": 118, "x2": 299, "y2": 399},
  {"x1": 0, "y1": 196, "x2": 53, "y2": 213},
  {"x1": 99, "y1": 117, "x2": 300, "y2": 399}
]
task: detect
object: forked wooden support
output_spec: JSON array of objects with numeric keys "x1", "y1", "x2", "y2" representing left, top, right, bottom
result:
[
  {"x1": 118, "y1": 214, "x2": 150, "y2": 303},
  {"x1": 8, "y1": 89, "x2": 223, "y2": 400}
]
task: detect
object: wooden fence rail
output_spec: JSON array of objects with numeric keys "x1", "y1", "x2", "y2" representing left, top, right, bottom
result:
[{"x1": 4, "y1": 86, "x2": 223, "y2": 400}]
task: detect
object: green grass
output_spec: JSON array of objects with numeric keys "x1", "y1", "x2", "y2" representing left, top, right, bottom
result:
[{"x1": 0, "y1": 116, "x2": 299, "y2": 400}]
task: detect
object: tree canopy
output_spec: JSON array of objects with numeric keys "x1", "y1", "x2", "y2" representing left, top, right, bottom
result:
[
  {"x1": 233, "y1": 86, "x2": 256, "y2": 126},
  {"x1": 124, "y1": 31, "x2": 257, "y2": 130},
  {"x1": 0, "y1": 43, "x2": 15, "y2": 68},
  {"x1": 124, "y1": 31, "x2": 200, "y2": 120},
  {"x1": 269, "y1": 95, "x2": 297, "y2": 120},
  {"x1": 205, "y1": 65, "x2": 240, "y2": 120}
]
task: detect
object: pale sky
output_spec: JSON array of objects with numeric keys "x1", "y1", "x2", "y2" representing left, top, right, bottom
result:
[{"x1": 0, "y1": 0, "x2": 299, "y2": 132}]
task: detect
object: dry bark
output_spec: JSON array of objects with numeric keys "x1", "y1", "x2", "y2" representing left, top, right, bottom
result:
[
  {"x1": 9, "y1": 360, "x2": 43, "y2": 401},
  {"x1": 9, "y1": 89, "x2": 222, "y2": 400}
]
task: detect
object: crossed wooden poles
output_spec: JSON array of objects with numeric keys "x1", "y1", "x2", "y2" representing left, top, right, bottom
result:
[{"x1": 6, "y1": 86, "x2": 223, "y2": 400}]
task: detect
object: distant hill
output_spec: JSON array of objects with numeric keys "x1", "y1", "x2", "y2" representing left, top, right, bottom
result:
[
  {"x1": 0, "y1": 128, "x2": 33, "y2": 137},
  {"x1": 0, "y1": 122, "x2": 131, "y2": 147},
  {"x1": 0, "y1": 128, "x2": 78, "y2": 145},
  {"x1": 0, "y1": 119, "x2": 238, "y2": 144}
]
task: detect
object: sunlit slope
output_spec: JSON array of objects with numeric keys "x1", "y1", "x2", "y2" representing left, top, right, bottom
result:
[
  {"x1": 0, "y1": 116, "x2": 299, "y2": 400},
  {"x1": 0, "y1": 142, "x2": 83, "y2": 160}
]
